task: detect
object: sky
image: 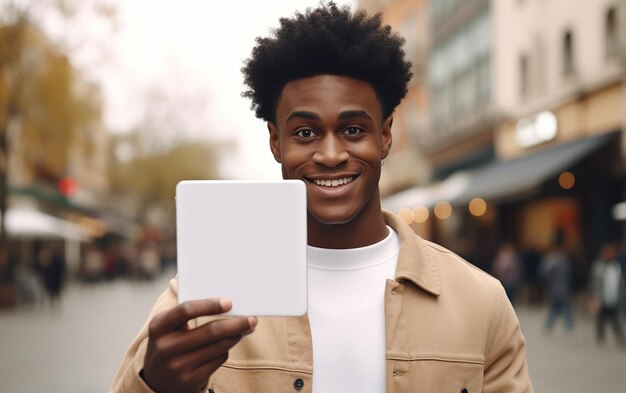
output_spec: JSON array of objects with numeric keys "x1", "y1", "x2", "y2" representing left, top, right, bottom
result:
[{"x1": 88, "y1": 0, "x2": 356, "y2": 180}]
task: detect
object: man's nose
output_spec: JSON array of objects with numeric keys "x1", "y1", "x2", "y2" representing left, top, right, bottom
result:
[{"x1": 312, "y1": 134, "x2": 349, "y2": 167}]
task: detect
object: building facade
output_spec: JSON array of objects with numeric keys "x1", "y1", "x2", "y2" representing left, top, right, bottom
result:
[
  {"x1": 488, "y1": 0, "x2": 626, "y2": 284},
  {"x1": 381, "y1": 0, "x2": 626, "y2": 284},
  {"x1": 359, "y1": 0, "x2": 431, "y2": 197},
  {"x1": 2, "y1": 23, "x2": 112, "y2": 274}
]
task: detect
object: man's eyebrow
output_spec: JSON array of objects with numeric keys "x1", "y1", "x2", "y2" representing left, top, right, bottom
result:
[
  {"x1": 286, "y1": 111, "x2": 320, "y2": 122},
  {"x1": 337, "y1": 110, "x2": 373, "y2": 121}
]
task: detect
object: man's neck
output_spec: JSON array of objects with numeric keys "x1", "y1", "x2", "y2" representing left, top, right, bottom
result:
[{"x1": 307, "y1": 204, "x2": 388, "y2": 249}]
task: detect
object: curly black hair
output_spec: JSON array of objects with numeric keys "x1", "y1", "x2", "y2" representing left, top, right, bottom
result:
[{"x1": 241, "y1": 2, "x2": 413, "y2": 123}]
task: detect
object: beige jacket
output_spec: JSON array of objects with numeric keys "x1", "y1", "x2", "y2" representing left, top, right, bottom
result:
[{"x1": 110, "y1": 211, "x2": 533, "y2": 392}]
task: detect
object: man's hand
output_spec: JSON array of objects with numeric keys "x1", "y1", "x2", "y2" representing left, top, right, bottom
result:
[{"x1": 142, "y1": 298, "x2": 257, "y2": 393}]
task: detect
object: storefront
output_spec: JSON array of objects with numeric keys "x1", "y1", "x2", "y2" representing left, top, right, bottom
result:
[{"x1": 383, "y1": 131, "x2": 622, "y2": 285}]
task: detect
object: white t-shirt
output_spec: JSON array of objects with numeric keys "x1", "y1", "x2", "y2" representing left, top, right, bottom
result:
[
  {"x1": 307, "y1": 227, "x2": 400, "y2": 392},
  {"x1": 602, "y1": 263, "x2": 622, "y2": 306}
]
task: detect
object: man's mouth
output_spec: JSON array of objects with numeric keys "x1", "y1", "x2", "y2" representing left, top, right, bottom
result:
[{"x1": 309, "y1": 176, "x2": 355, "y2": 188}]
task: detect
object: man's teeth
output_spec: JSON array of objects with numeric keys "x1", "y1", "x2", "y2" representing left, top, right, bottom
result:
[{"x1": 313, "y1": 177, "x2": 354, "y2": 187}]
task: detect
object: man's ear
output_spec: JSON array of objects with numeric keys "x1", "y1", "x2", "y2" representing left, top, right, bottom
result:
[
  {"x1": 268, "y1": 122, "x2": 282, "y2": 163},
  {"x1": 381, "y1": 116, "x2": 393, "y2": 159}
]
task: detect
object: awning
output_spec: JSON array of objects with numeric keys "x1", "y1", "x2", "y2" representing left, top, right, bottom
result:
[
  {"x1": 4, "y1": 207, "x2": 89, "y2": 241},
  {"x1": 452, "y1": 132, "x2": 615, "y2": 205},
  {"x1": 382, "y1": 132, "x2": 616, "y2": 211},
  {"x1": 382, "y1": 171, "x2": 470, "y2": 211}
]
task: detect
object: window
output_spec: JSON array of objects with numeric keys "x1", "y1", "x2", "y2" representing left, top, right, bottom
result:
[
  {"x1": 562, "y1": 30, "x2": 575, "y2": 75},
  {"x1": 428, "y1": 8, "x2": 491, "y2": 135},
  {"x1": 605, "y1": 7, "x2": 618, "y2": 58},
  {"x1": 519, "y1": 54, "x2": 529, "y2": 97},
  {"x1": 532, "y1": 35, "x2": 546, "y2": 93},
  {"x1": 478, "y1": 57, "x2": 490, "y2": 104}
]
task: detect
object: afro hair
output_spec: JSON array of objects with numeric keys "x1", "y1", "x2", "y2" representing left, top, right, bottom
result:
[{"x1": 241, "y1": 1, "x2": 413, "y2": 123}]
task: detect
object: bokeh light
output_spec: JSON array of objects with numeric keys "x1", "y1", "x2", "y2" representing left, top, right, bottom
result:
[
  {"x1": 469, "y1": 198, "x2": 487, "y2": 217},
  {"x1": 412, "y1": 205, "x2": 429, "y2": 223},
  {"x1": 434, "y1": 201, "x2": 452, "y2": 219},
  {"x1": 559, "y1": 171, "x2": 575, "y2": 189}
]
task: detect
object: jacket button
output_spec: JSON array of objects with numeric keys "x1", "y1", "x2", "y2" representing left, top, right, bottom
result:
[
  {"x1": 293, "y1": 378, "x2": 304, "y2": 390},
  {"x1": 460, "y1": 388, "x2": 468, "y2": 393}
]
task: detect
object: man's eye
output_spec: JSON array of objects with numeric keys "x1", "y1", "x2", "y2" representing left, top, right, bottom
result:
[
  {"x1": 296, "y1": 129, "x2": 316, "y2": 138},
  {"x1": 342, "y1": 127, "x2": 362, "y2": 136}
]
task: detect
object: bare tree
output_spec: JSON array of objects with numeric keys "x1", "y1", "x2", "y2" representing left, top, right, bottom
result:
[{"x1": 109, "y1": 87, "x2": 228, "y2": 229}]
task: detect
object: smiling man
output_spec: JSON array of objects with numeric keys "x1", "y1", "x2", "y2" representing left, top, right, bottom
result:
[
  {"x1": 270, "y1": 75, "x2": 392, "y2": 249},
  {"x1": 110, "y1": 3, "x2": 533, "y2": 393}
]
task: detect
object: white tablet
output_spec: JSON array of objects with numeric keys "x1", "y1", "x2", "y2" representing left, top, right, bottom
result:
[{"x1": 176, "y1": 180, "x2": 307, "y2": 316}]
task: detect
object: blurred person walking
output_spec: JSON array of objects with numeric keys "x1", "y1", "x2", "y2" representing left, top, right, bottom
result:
[
  {"x1": 540, "y1": 231, "x2": 575, "y2": 332},
  {"x1": 82, "y1": 244, "x2": 104, "y2": 283},
  {"x1": 36, "y1": 245, "x2": 65, "y2": 307},
  {"x1": 590, "y1": 243, "x2": 626, "y2": 346},
  {"x1": 104, "y1": 246, "x2": 120, "y2": 280},
  {"x1": 138, "y1": 243, "x2": 161, "y2": 280},
  {"x1": 520, "y1": 240, "x2": 543, "y2": 304},
  {"x1": 492, "y1": 242, "x2": 523, "y2": 305},
  {"x1": 617, "y1": 241, "x2": 626, "y2": 317}
]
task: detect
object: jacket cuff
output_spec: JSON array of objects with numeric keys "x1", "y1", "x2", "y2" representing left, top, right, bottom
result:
[{"x1": 127, "y1": 340, "x2": 158, "y2": 392}]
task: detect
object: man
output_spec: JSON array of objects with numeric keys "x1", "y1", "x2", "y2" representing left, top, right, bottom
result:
[
  {"x1": 110, "y1": 3, "x2": 533, "y2": 392},
  {"x1": 540, "y1": 231, "x2": 575, "y2": 332},
  {"x1": 591, "y1": 243, "x2": 626, "y2": 346},
  {"x1": 491, "y1": 242, "x2": 523, "y2": 305}
]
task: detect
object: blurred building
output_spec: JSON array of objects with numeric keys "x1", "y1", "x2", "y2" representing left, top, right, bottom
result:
[
  {"x1": 360, "y1": 0, "x2": 431, "y2": 197},
  {"x1": 489, "y1": 0, "x2": 625, "y2": 277},
  {"x1": 379, "y1": 0, "x2": 626, "y2": 278},
  {"x1": 1, "y1": 22, "x2": 112, "y2": 273}
]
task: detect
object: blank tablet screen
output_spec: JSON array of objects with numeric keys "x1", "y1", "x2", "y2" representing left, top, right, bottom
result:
[{"x1": 176, "y1": 180, "x2": 307, "y2": 316}]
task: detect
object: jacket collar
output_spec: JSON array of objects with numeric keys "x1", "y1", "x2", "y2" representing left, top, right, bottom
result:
[{"x1": 383, "y1": 210, "x2": 441, "y2": 296}]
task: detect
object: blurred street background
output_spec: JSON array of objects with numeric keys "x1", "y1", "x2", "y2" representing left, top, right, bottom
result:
[
  {"x1": 1, "y1": 271, "x2": 625, "y2": 392},
  {"x1": 2, "y1": 0, "x2": 626, "y2": 391}
]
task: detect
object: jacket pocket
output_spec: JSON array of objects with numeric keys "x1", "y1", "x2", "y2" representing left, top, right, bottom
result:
[
  {"x1": 208, "y1": 365, "x2": 313, "y2": 393},
  {"x1": 388, "y1": 356, "x2": 484, "y2": 392}
]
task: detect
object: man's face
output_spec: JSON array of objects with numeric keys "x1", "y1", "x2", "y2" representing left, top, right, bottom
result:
[{"x1": 268, "y1": 75, "x2": 392, "y2": 226}]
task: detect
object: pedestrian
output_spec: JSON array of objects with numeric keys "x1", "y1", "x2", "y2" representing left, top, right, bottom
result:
[
  {"x1": 14, "y1": 263, "x2": 43, "y2": 307},
  {"x1": 110, "y1": 3, "x2": 533, "y2": 392},
  {"x1": 82, "y1": 244, "x2": 104, "y2": 283},
  {"x1": 104, "y1": 246, "x2": 119, "y2": 280},
  {"x1": 617, "y1": 240, "x2": 626, "y2": 317},
  {"x1": 540, "y1": 231, "x2": 575, "y2": 332},
  {"x1": 138, "y1": 243, "x2": 161, "y2": 280},
  {"x1": 491, "y1": 242, "x2": 523, "y2": 305},
  {"x1": 590, "y1": 243, "x2": 626, "y2": 346},
  {"x1": 36, "y1": 245, "x2": 65, "y2": 307},
  {"x1": 520, "y1": 240, "x2": 543, "y2": 304}
]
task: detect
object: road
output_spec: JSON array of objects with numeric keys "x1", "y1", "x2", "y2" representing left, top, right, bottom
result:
[{"x1": 1, "y1": 270, "x2": 625, "y2": 392}]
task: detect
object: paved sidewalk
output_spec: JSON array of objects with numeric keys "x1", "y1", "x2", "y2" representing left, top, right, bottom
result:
[
  {"x1": 1, "y1": 272, "x2": 625, "y2": 392},
  {"x1": 0, "y1": 271, "x2": 175, "y2": 393},
  {"x1": 517, "y1": 303, "x2": 626, "y2": 392}
]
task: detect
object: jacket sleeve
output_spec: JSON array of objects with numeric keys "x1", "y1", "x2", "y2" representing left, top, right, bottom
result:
[
  {"x1": 483, "y1": 284, "x2": 534, "y2": 393},
  {"x1": 109, "y1": 277, "x2": 180, "y2": 393}
]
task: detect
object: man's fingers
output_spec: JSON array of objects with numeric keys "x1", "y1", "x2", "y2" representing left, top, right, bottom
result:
[
  {"x1": 155, "y1": 316, "x2": 255, "y2": 358},
  {"x1": 149, "y1": 298, "x2": 233, "y2": 337},
  {"x1": 167, "y1": 335, "x2": 244, "y2": 372},
  {"x1": 179, "y1": 316, "x2": 256, "y2": 353},
  {"x1": 188, "y1": 354, "x2": 231, "y2": 386}
]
